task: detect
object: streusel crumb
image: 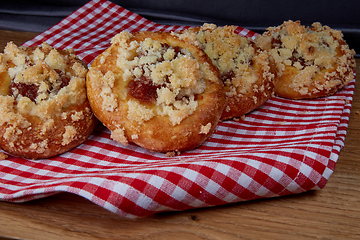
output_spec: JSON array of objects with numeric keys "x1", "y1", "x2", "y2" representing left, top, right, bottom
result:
[{"x1": 0, "y1": 42, "x2": 97, "y2": 159}]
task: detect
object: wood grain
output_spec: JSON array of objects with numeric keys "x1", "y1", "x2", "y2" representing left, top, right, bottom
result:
[
  {"x1": 0, "y1": 29, "x2": 359, "y2": 240},
  {"x1": 0, "y1": 30, "x2": 38, "y2": 51}
]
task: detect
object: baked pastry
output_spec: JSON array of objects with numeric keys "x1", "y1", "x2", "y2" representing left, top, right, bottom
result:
[
  {"x1": 0, "y1": 151, "x2": 7, "y2": 160},
  {"x1": 179, "y1": 24, "x2": 276, "y2": 120},
  {"x1": 0, "y1": 42, "x2": 97, "y2": 159},
  {"x1": 86, "y1": 31, "x2": 226, "y2": 153},
  {"x1": 254, "y1": 20, "x2": 356, "y2": 99}
]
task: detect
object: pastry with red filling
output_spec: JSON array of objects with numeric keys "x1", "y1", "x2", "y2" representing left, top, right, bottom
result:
[
  {"x1": 179, "y1": 24, "x2": 276, "y2": 120},
  {"x1": 254, "y1": 20, "x2": 356, "y2": 99},
  {"x1": 86, "y1": 31, "x2": 226, "y2": 153},
  {"x1": 0, "y1": 42, "x2": 97, "y2": 159}
]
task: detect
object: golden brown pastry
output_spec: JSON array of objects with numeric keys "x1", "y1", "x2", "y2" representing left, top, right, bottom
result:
[
  {"x1": 86, "y1": 31, "x2": 226, "y2": 153},
  {"x1": 0, "y1": 42, "x2": 97, "y2": 159},
  {"x1": 254, "y1": 20, "x2": 356, "y2": 99},
  {"x1": 179, "y1": 23, "x2": 276, "y2": 120}
]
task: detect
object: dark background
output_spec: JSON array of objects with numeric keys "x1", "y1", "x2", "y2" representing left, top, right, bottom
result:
[{"x1": 0, "y1": 0, "x2": 359, "y2": 56}]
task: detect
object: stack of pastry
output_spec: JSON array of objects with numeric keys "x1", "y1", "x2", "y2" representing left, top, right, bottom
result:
[{"x1": 0, "y1": 20, "x2": 356, "y2": 158}]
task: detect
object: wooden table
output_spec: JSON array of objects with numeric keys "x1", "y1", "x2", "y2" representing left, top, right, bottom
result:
[{"x1": 0, "y1": 29, "x2": 359, "y2": 240}]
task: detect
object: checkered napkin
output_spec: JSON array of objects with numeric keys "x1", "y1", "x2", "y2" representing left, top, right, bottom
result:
[{"x1": 0, "y1": 0, "x2": 355, "y2": 218}]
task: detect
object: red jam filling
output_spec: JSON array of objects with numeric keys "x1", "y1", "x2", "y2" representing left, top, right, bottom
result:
[
  {"x1": 128, "y1": 76, "x2": 160, "y2": 103},
  {"x1": 9, "y1": 82, "x2": 39, "y2": 102},
  {"x1": 9, "y1": 69, "x2": 71, "y2": 102}
]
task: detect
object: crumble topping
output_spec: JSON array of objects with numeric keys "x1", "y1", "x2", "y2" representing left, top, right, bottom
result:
[
  {"x1": 127, "y1": 99, "x2": 155, "y2": 124},
  {"x1": 96, "y1": 31, "x2": 207, "y2": 126},
  {"x1": 181, "y1": 24, "x2": 273, "y2": 96},
  {"x1": 0, "y1": 151, "x2": 8, "y2": 160},
  {"x1": 254, "y1": 20, "x2": 356, "y2": 96},
  {"x1": 29, "y1": 140, "x2": 48, "y2": 154},
  {"x1": 200, "y1": 123, "x2": 212, "y2": 134},
  {"x1": 71, "y1": 111, "x2": 85, "y2": 121},
  {"x1": 110, "y1": 127, "x2": 128, "y2": 145},
  {"x1": 62, "y1": 126, "x2": 77, "y2": 146},
  {"x1": 40, "y1": 119, "x2": 55, "y2": 135}
]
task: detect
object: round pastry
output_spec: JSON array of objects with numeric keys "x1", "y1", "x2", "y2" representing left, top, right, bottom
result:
[
  {"x1": 86, "y1": 31, "x2": 226, "y2": 153},
  {"x1": 0, "y1": 42, "x2": 97, "y2": 159},
  {"x1": 179, "y1": 23, "x2": 276, "y2": 120},
  {"x1": 254, "y1": 20, "x2": 356, "y2": 99}
]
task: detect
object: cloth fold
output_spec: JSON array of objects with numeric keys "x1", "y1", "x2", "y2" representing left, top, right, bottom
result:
[{"x1": 0, "y1": 0, "x2": 355, "y2": 218}]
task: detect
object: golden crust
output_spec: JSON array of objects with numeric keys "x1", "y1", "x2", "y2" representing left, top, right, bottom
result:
[
  {"x1": 179, "y1": 23, "x2": 276, "y2": 120},
  {"x1": 0, "y1": 42, "x2": 97, "y2": 159},
  {"x1": 86, "y1": 31, "x2": 226, "y2": 153},
  {"x1": 254, "y1": 20, "x2": 356, "y2": 99}
]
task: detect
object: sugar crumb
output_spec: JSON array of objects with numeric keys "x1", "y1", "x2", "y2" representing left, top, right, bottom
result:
[{"x1": 0, "y1": 152, "x2": 8, "y2": 160}]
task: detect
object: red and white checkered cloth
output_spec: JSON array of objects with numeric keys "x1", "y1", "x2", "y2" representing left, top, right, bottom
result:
[{"x1": 0, "y1": 0, "x2": 355, "y2": 218}]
